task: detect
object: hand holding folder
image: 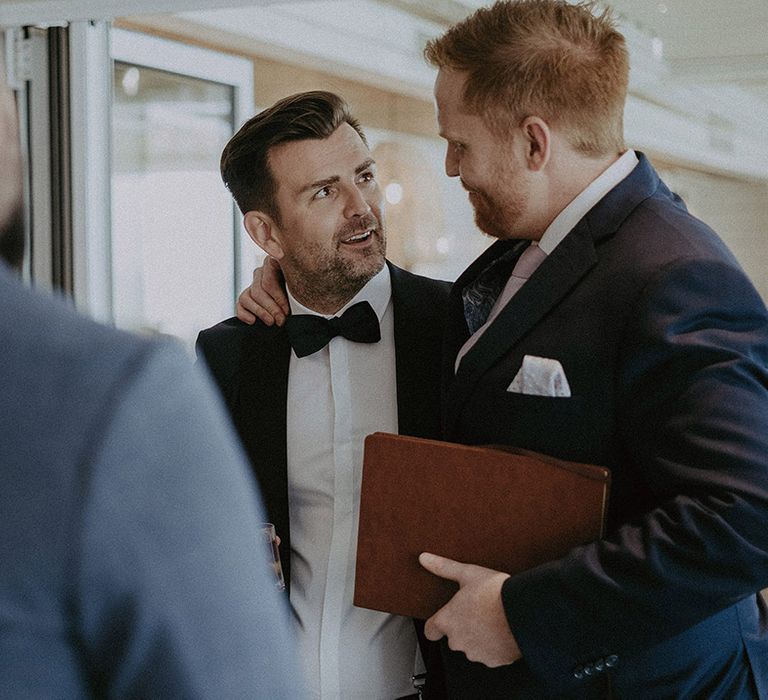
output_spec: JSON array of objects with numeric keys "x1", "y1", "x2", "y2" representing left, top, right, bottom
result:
[
  {"x1": 419, "y1": 551, "x2": 525, "y2": 667},
  {"x1": 354, "y1": 433, "x2": 610, "y2": 620}
]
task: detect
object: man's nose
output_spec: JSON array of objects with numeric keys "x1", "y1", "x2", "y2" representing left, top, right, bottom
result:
[
  {"x1": 445, "y1": 147, "x2": 459, "y2": 177},
  {"x1": 344, "y1": 186, "x2": 372, "y2": 218}
]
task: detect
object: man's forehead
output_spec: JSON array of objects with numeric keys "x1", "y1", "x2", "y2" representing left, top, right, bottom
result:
[
  {"x1": 434, "y1": 71, "x2": 476, "y2": 129},
  {"x1": 269, "y1": 126, "x2": 371, "y2": 191},
  {"x1": 435, "y1": 98, "x2": 481, "y2": 138},
  {"x1": 435, "y1": 68, "x2": 468, "y2": 103}
]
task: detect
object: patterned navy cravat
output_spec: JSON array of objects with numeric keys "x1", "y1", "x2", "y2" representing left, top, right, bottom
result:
[
  {"x1": 462, "y1": 247, "x2": 522, "y2": 334},
  {"x1": 462, "y1": 242, "x2": 545, "y2": 334}
]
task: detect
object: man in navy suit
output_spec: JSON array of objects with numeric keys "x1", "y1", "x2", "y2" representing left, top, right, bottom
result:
[
  {"x1": 197, "y1": 91, "x2": 447, "y2": 699},
  {"x1": 413, "y1": 0, "x2": 768, "y2": 697},
  {"x1": 239, "y1": 2, "x2": 768, "y2": 697}
]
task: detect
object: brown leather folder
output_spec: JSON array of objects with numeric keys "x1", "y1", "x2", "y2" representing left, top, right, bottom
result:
[{"x1": 354, "y1": 432, "x2": 610, "y2": 620}]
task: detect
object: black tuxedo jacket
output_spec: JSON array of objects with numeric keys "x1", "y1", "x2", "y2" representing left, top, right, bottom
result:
[
  {"x1": 197, "y1": 261, "x2": 450, "y2": 697},
  {"x1": 441, "y1": 154, "x2": 768, "y2": 699}
]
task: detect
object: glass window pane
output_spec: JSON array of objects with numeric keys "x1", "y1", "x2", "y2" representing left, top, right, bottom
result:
[{"x1": 112, "y1": 61, "x2": 235, "y2": 351}]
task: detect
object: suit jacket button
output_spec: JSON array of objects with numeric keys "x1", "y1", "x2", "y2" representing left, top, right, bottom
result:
[
  {"x1": 583, "y1": 663, "x2": 595, "y2": 676},
  {"x1": 594, "y1": 658, "x2": 606, "y2": 672},
  {"x1": 573, "y1": 666, "x2": 585, "y2": 680},
  {"x1": 605, "y1": 654, "x2": 619, "y2": 668}
]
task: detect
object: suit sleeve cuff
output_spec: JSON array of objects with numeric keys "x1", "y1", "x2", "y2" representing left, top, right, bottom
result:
[{"x1": 501, "y1": 561, "x2": 617, "y2": 696}]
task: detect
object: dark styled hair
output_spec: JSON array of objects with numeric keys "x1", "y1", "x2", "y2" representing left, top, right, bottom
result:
[
  {"x1": 220, "y1": 91, "x2": 367, "y2": 222},
  {"x1": 424, "y1": 0, "x2": 628, "y2": 156}
]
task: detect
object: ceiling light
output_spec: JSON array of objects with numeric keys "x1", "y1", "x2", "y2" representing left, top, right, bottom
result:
[
  {"x1": 385, "y1": 182, "x2": 403, "y2": 205},
  {"x1": 121, "y1": 67, "x2": 140, "y2": 97},
  {"x1": 652, "y1": 37, "x2": 664, "y2": 60}
]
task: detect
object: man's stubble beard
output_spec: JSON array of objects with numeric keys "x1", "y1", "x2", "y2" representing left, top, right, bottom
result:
[{"x1": 284, "y1": 225, "x2": 387, "y2": 314}]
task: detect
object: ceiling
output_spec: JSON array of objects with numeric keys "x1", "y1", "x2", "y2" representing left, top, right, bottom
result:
[
  {"x1": 180, "y1": 0, "x2": 768, "y2": 106},
  {"x1": 607, "y1": 0, "x2": 768, "y2": 101},
  {"x1": 1, "y1": 0, "x2": 766, "y2": 141},
  {"x1": 2, "y1": 0, "x2": 766, "y2": 104},
  {"x1": 383, "y1": 0, "x2": 768, "y2": 103}
]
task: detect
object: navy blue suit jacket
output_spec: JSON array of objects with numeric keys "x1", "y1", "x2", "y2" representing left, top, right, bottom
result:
[
  {"x1": 197, "y1": 261, "x2": 450, "y2": 698},
  {"x1": 442, "y1": 155, "x2": 768, "y2": 699}
]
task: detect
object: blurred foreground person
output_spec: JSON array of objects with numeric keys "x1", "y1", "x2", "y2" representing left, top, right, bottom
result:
[{"x1": 0, "y1": 66, "x2": 301, "y2": 699}]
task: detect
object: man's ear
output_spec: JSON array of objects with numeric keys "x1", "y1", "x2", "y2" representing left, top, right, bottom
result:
[
  {"x1": 243, "y1": 211, "x2": 284, "y2": 260},
  {"x1": 519, "y1": 116, "x2": 551, "y2": 171}
]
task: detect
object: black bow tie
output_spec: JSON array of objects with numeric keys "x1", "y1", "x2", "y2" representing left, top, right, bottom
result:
[{"x1": 284, "y1": 300, "x2": 381, "y2": 358}]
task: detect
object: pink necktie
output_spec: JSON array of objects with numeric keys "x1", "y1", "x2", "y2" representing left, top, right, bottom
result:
[{"x1": 503, "y1": 242, "x2": 548, "y2": 301}]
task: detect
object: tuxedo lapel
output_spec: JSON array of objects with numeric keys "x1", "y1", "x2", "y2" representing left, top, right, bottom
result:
[
  {"x1": 391, "y1": 264, "x2": 420, "y2": 435},
  {"x1": 235, "y1": 326, "x2": 293, "y2": 588},
  {"x1": 236, "y1": 326, "x2": 291, "y2": 454},
  {"x1": 389, "y1": 262, "x2": 447, "y2": 439}
]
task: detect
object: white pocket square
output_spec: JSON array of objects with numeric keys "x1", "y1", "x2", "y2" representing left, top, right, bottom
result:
[{"x1": 507, "y1": 355, "x2": 571, "y2": 397}]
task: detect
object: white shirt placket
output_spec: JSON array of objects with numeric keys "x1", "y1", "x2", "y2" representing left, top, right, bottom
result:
[{"x1": 319, "y1": 337, "x2": 354, "y2": 698}]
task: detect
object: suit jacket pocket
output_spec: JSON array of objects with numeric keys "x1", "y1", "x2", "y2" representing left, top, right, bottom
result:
[
  {"x1": 495, "y1": 389, "x2": 585, "y2": 414},
  {"x1": 465, "y1": 390, "x2": 590, "y2": 461}
]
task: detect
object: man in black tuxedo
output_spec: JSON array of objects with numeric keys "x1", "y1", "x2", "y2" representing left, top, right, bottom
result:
[
  {"x1": 238, "y1": 3, "x2": 768, "y2": 698},
  {"x1": 197, "y1": 91, "x2": 447, "y2": 700}
]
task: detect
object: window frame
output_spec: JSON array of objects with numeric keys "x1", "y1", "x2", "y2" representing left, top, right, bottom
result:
[{"x1": 82, "y1": 26, "x2": 255, "y2": 320}]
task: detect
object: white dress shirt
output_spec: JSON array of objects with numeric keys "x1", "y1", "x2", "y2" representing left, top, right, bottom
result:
[
  {"x1": 457, "y1": 150, "x2": 639, "y2": 369},
  {"x1": 285, "y1": 265, "x2": 422, "y2": 700}
]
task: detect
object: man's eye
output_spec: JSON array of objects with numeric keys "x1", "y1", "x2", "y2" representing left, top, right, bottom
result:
[
  {"x1": 314, "y1": 186, "x2": 333, "y2": 200},
  {"x1": 358, "y1": 171, "x2": 375, "y2": 184}
]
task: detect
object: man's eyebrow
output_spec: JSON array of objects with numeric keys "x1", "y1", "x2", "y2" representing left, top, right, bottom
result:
[
  {"x1": 298, "y1": 158, "x2": 376, "y2": 195},
  {"x1": 355, "y1": 158, "x2": 376, "y2": 174},
  {"x1": 299, "y1": 174, "x2": 339, "y2": 195}
]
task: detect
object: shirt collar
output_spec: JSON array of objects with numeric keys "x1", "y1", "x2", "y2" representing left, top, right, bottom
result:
[
  {"x1": 537, "y1": 149, "x2": 639, "y2": 255},
  {"x1": 286, "y1": 263, "x2": 392, "y2": 322}
]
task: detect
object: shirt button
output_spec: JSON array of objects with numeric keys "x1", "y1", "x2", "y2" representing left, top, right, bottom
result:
[{"x1": 605, "y1": 654, "x2": 619, "y2": 668}]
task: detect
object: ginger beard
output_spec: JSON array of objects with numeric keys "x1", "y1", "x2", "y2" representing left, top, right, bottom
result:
[{"x1": 462, "y1": 160, "x2": 530, "y2": 241}]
